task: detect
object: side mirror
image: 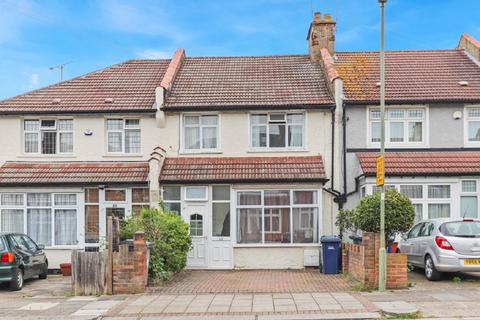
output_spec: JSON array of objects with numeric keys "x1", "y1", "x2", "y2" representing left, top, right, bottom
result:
[
  {"x1": 401, "y1": 234, "x2": 408, "y2": 241},
  {"x1": 37, "y1": 244, "x2": 45, "y2": 250}
]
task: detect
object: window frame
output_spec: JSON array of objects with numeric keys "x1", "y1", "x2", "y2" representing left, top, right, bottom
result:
[
  {"x1": 366, "y1": 106, "x2": 428, "y2": 148},
  {"x1": 185, "y1": 186, "x2": 208, "y2": 202},
  {"x1": 23, "y1": 118, "x2": 74, "y2": 155},
  {"x1": 105, "y1": 118, "x2": 141, "y2": 155},
  {"x1": 180, "y1": 113, "x2": 220, "y2": 153},
  {"x1": 211, "y1": 185, "x2": 231, "y2": 238},
  {"x1": 248, "y1": 111, "x2": 306, "y2": 151},
  {"x1": 460, "y1": 179, "x2": 479, "y2": 218},
  {"x1": 235, "y1": 189, "x2": 320, "y2": 246},
  {"x1": 464, "y1": 105, "x2": 480, "y2": 147},
  {"x1": 161, "y1": 185, "x2": 182, "y2": 215},
  {"x1": 0, "y1": 192, "x2": 80, "y2": 248}
]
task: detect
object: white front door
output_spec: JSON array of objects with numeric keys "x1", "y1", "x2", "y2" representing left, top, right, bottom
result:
[{"x1": 184, "y1": 204, "x2": 208, "y2": 267}]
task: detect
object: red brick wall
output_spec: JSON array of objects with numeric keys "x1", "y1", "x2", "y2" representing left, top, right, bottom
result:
[
  {"x1": 342, "y1": 232, "x2": 407, "y2": 289},
  {"x1": 112, "y1": 232, "x2": 148, "y2": 294}
]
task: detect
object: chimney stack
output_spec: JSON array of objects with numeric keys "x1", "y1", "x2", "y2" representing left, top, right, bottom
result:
[{"x1": 307, "y1": 12, "x2": 336, "y2": 60}]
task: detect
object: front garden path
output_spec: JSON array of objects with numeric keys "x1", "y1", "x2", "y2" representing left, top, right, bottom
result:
[{"x1": 149, "y1": 269, "x2": 355, "y2": 294}]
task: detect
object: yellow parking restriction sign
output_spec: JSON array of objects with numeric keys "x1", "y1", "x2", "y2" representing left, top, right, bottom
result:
[{"x1": 376, "y1": 155, "x2": 384, "y2": 186}]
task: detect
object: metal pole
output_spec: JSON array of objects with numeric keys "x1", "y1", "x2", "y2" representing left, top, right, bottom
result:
[{"x1": 378, "y1": 0, "x2": 387, "y2": 292}]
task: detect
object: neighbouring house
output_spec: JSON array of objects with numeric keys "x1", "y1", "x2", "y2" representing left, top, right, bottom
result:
[
  {"x1": 0, "y1": 13, "x2": 343, "y2": 270},
  {"x1": 333, "y1": 31, "x2": 480, "y2": 222}
]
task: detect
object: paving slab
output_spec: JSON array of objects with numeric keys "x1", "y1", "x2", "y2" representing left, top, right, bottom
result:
[
  {"x1": 373, "y1": 300, "x2": 418, "y2": 315},
  {"x1": 19, "y1": 302, "x2": 59, "y2": 310}
]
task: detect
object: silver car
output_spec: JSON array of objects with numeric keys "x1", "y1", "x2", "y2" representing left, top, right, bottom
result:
[{"x1": 399, "y1": 218, "x2": 480, "y2": 281}]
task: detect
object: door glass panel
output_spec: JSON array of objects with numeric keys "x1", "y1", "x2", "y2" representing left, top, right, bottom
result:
[
  {"x1": 212, "y1": 203, "x2": 230, "y2": 237},
  {"x1": 190, "y1": 214, "x2": 203, "y2": 237}
]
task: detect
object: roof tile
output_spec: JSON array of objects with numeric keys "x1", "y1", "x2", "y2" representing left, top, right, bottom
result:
[
  {"x1": 160, "y1": 156, "x2": 327, "y2": 183},
  {"x1": 0, "y1": 161, "x2": 149, "y2": 184},
  {"x1": 357, "y1": 151, "x2": 480, "y2": 176}
]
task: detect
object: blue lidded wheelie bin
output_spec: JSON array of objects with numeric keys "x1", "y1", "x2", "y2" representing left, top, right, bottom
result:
[{"x1": 320, "y1": 236, "x2": 341, "y2": 274}]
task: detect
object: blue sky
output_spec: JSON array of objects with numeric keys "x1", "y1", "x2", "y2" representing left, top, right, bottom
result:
[{"x1": 0, "y1": 0, "x2": 479, "y2": 99}]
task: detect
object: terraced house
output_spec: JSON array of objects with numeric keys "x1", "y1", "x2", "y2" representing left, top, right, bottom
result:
[{"x1": 0, "y1": 12, "x2": 479, "y2": 270}]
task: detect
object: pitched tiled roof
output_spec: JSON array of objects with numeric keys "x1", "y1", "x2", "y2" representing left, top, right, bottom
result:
[
  {"x1": 0, "y1": 161, "x2": 149, "y2": 184},
  {"x1": 0, "y1": 60, "x2": 169, "y2": 114},
  {"x1": 336, "y1": 49, "x2": 480, "y2": 104},
  {"x1": 160, "y1": 156, "x2": 327, "y2": 183},
  {"x1": 356, "y1": 151, "x2": 480, "y2": 176},
  {"x1": 163, "y1": 55, "x2": 334, "y2": 110}
]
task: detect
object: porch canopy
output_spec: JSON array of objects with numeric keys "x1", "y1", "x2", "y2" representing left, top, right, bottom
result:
[
  {"x1": 356, "y1": 151, "x2": 480, "y2": 176},
  {"x1": 0, "y1": 161, "x2": 149, "y2": 185},
  {"x1": 159, "y1": 156, "x2": 328, "y2": 184}
]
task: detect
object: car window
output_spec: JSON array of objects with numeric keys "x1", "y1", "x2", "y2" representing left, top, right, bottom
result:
[
  {"x1": 12, "y1": 235, "x2": 29, "y2": 251},
  {"x1": 0, "y1": 237, "x2": 6, "y2": 251},
  {"x1": 440, "y1": 221, "x2": 480, "y2": 238},
  {"x1": 419, "y1": 223, "x2": 434, "y2": 237},
  {"x1": 22, "y1": 236, "x2": 38, "y2": 252},
  {"x1": 408, "y1": 223, "x2": 424, "y2": 239}
]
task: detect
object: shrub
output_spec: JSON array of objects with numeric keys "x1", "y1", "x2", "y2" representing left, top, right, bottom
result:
[
  {"x1": 120, "y1": 205, "x2": 191, "y2": 281},
  {"x1": 352, "y1": 188, "x2": 415, "y2": 240}
]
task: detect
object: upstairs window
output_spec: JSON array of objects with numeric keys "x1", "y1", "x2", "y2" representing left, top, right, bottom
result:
[
  {"x1": 368, "y1": 108, "x2": 426, "y2": 147},
  {"x1": 106, "y1": 119, "x2": 141, "y2": 154},
  {"x1": 466, "y1": 107, "x2": 480, "y2": 144},
  {"x1": 24, "y1": 119, "x2": 73, "y2": 154},
  {"x1": 250, "y1": 113, "x2": 304, "y2": 149},
  {"x1": 183, "y1": 115, "x2": 219, "y2": 151}
]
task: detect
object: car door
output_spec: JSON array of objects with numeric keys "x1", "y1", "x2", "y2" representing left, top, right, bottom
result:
[
  {"x1": 416, "y1": 222, "x2": 434, "y2": 265},
  {"x1": 401, "y1": 223, "x2": 424, "y2": 265},
  {"x1": 10, "y1": 235, "x2": 35, "y2": 279},
  {"x1": 22, "y1": 235, "x2": 45, "y2": 275}
]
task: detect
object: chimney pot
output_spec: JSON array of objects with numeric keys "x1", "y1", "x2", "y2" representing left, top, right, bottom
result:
[{"x1": 307, "y1": 11, "x2": 336, "y2": 59}]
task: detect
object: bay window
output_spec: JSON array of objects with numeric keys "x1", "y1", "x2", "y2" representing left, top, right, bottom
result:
[
  {"x1": 250, "y1": 113, "x2": 305, "y2": 149},
  {"x1": 0, "y1": 192, "x2": 79, "y2": 247},
  {"x1": 368, "y1": 108, "x2": 426, "y2": 147},
  {"x1": 106, "y1": 119, "x2": 141, "y2": 154},
  {"x1": 183, "y1": 115, "x2": 219, "y2": 151},
  {"x1": 24, "y1": 119, "x2": 73, "y2": 154},
  {"x1": 236, "y1": 190, "x2": 319, "y2": 244}
]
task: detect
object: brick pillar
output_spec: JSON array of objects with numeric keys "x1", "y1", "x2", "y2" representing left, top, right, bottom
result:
[
  {"x1": 362, "y1": 232, "x2": 378, "y2": 288},
  {"x1": 134, "y1": 231, "x2": 148, "y2": 290}
]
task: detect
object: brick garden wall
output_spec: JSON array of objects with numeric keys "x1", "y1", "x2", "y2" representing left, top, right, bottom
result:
[
  {"x1": 342, "y1": 232, "x2": 407, "y2": 289},
  {"x1": 112, "y1": 232, "x2": 148, "y2": 294}
]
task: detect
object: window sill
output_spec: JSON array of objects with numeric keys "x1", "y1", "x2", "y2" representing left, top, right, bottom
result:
[
  {"x1": 247, "y1": 148, "x2": 308, "y2": 153},
  {"x1": 179, "y1": 150, "x2": 222, "y2": 155},
  {"x1": 44, "y1": 245, "x2": 83, "y2": 250},
  {"x1": 234, "y1": 243, "x2": 320, "y2": 248},
  {"x1": 102, "y1": 154, "x2": 143, "y2": 158},
  {"x1": 17, "y1": 154, "x2": 75, "y2": 158}
]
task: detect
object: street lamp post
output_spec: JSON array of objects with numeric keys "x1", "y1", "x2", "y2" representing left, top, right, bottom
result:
[{"x1": 378, "y1": 0, "x2": 387, "y2": 292}]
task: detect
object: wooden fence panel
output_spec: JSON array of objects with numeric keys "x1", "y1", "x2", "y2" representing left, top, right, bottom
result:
[{"x1": 71, "y1": 250, "x2": 107, "y2": 295}]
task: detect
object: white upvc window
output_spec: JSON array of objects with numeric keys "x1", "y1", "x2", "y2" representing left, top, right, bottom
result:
[
  {"x1": 106, "y1": 119, "x2": 141, "y2": 154},
  {"x1": 236, "y1": 189, "x2": 319, "y2": 244},
  {"x1": 465, "y1": 106, "x2": 480, "y2": 146},
  {"x1": 24, "y1": 119, "x2": 73, "y2": 154},
  {"x1": 162, "y1": 186, "x2": 182, "y2": 214},
  {"x1": 250, "y1": 112, "x2": 305, "y2": 149},
  {"x1": 185, "y1": 186, "x2": 208, "y2": 201},
  {"x1": 0, "y1": 192, "x2": 79, "y2": 247},
  {"x1": 368, "y1": 107, "x2": 426, "y2": 148},
  {"x1": 460, "y1": 180, "x2": 478, "y2": 218},
  {"x1": 371, "y1": 183, "x2": 452, "y2": 221},
  {"x1": 182, "y1": 114, "x2": 219, "y2": 152}
]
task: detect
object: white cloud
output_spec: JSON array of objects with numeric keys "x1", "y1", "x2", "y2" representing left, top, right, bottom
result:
[
  {"x1": 29, "y1": 73, "x2": 39, "y2": 88},
  {"x1": 135, "y1": 49, "x2": 172, "y2": 59}
]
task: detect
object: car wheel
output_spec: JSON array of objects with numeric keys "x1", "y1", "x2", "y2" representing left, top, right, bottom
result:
[
  {"x1": 425, "y1": 255, "x2": 442, "y2": 281},
  {"x1": 10, "y1": 268, "x2": 24, "y2": 291},
  {"x1": 39, "y1": 263, "x2": 48, "y2": 280}
]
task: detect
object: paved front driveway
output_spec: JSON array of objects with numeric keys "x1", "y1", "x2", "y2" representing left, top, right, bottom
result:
[{"x1": 150, "y1": 270, "x2": 355, "y2": 294}]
